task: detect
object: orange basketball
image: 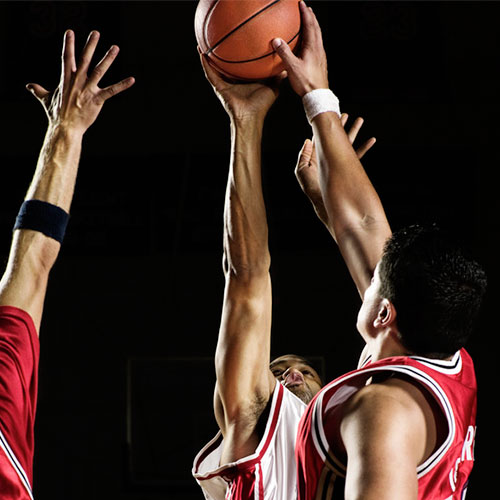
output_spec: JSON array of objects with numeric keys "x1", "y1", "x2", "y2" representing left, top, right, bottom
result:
[{"x1": 195, "y1": 0, "x2": 302, "y2": 81}]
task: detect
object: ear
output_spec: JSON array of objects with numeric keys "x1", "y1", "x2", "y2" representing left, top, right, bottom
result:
[{"x1": 373, "y1": 298, "x2": 396, "y2": 328}]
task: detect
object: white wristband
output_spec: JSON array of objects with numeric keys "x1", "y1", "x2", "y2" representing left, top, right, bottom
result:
[{"x1": 302, "y1": 89, "x2": 340, "y2": 124}]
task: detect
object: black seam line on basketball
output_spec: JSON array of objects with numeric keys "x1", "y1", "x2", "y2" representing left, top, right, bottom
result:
[
  {"x1": 210, "y1": 30, "x2": 300, "y2": 64},
  {"x1": 205, "y1": 0, "x2": 283, "y2": 55}
]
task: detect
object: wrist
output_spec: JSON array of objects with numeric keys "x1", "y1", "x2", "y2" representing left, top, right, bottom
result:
[
  {"x1": 301, "y1": 79, "x2": 330, "y2": 98},
  {"x1": 302, "y1": 89, "x2": 340, "y2": 124},
  {"x1": 230, "y1": 114, "x2": 265, "y2": 131},
  {"x1": 230, "y1": 118, "x2": 264, "y2": 153},
  {"x1": 46, "y1": 122, "x2": 85, "y2": 142}
]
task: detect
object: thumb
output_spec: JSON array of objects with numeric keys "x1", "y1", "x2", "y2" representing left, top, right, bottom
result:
[
  {"x1": 272, "y1": 38, "x2": 297, "y2": 69},
  {"x1": 26, "y1": 83, "x2": 50, "y2": 102},
  {"x1": 199, "y1": 53, "x2": 226, "y2": 90}
]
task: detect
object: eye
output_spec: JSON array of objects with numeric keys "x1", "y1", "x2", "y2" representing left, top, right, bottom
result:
[
  {"x1": 302, "y1": 370, "x2": 311, "y2": 376},
  {"x1": 272, "y1": 370, "x2": 283, "y2": 378}
]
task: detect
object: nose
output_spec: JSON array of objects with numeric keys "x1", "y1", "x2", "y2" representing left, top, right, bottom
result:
[
  {"x1": 282, "y1": 367, "x2": 297, "y2": 380},
  {"x1": 283, "y1": 368, "x2": 304, "y2": 387}
]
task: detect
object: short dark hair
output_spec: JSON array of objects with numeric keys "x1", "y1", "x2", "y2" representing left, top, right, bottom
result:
[{"x1": 378, "y1": 225, "x2": 487, "y2": 358}]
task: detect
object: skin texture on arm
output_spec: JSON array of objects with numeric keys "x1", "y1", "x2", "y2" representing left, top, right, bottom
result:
[
  {"x1": 199, "y1": 54, "x2": 282, "y2": 463},
  {"x1": 0, "y1": 30, "x2": 135, "y2": 333},
  {"x1": 273, "y1": 1, "x2": 391, "y2": 297}
]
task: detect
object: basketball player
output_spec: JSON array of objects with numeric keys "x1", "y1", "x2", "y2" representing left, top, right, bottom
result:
[
  {"x1": 192, "y1": 49, "x2": 375, "y2": 498},
  {"x1": 0, "y1": 30, "x2": 134, "y2": 498},
  {"x1": 272, "y1": 2, "x2": 486, "y2": 498}
]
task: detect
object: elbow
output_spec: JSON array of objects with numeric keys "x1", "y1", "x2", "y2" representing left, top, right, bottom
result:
[
  {"x1": 333, "y1": 208, "x2": 388, "y2": 239},
  {"x1": 14, "y1": 230, "x2": 61, "y2": 276},
  {"x1": 35, "y1": 237, "x2": 61, "y2": 273}
]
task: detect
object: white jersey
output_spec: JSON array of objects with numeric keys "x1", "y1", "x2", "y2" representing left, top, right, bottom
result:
[{"x1": 192, "y1": 381, "x2": 305, "y2": 500}]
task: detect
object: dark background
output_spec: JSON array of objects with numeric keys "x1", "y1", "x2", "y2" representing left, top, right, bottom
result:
[{"x1": 0, "y1": 1, "x2": 498, "y2": 498}]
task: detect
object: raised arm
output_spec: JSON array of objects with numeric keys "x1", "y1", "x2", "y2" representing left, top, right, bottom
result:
[
  {"x1": 0, "y1": 30, "x2": 134, "y2": 332},
  {"x1": 199, "y1": 55, "x2": 282, "y2": 461},
  {"x1": 273, "y1": 2, "x2": 391, "y2": 297}
]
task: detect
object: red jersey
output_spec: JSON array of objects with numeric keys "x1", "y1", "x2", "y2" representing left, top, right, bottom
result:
[
  {"x1": 0, "y1": 306, "x2": 39, "y2": 500},
  {"x1": 296, "y1": 349, "x2": 476, "y2": 500}
]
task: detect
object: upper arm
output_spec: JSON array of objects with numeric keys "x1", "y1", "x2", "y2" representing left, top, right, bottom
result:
[
  {"x1": 340, "y1": 384, "x2": 426, "y2": 500},
  {"x1": 214, "y1": 273, "x2": 275, "y2": 430},
  {"x1": 0, "y1": 229, "x2": 60, "y2": 334}
]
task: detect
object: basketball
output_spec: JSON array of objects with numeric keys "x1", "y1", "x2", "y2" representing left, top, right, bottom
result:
[{"x1": 195, "y1": 0, "x2": 302, "y2": 81}]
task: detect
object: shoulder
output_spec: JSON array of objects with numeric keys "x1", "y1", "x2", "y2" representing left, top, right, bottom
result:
[
  {"x1": 340, "y1": 376, "x2": 432, "y2": 462},
  {"x1": 344, "y1": 376, "x2": 424, "y2": 416}
]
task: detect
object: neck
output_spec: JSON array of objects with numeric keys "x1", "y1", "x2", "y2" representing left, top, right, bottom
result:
[{"x1": 367, "y1": 328, "x2": 411, "y2": 363}]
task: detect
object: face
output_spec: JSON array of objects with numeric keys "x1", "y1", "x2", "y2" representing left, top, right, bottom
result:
[{"x1": 269, "y1": 355, "x2": 322, "y2": 404}]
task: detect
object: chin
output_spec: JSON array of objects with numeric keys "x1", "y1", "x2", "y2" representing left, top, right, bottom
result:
[{"x1": 288, "y1": 385, "x2": 314, "y2": 404}]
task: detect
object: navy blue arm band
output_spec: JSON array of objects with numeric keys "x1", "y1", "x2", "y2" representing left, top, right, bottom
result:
[{"x1": 13, "y1": 199, "x2": 70, "y2": 243}]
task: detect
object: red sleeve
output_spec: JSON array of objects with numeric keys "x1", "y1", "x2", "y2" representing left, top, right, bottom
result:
[{"x1": 0, "y1": 305, "x2": 40, "y2": 488}]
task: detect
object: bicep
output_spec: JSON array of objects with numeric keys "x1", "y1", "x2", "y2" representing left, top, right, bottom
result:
[{"x1": 215, "y1": 275, "x2": 275, "y2": 423}]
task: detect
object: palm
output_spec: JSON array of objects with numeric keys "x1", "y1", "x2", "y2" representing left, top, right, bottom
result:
[
  {"x1": 218, "y1": 82, "x2": 277, "y2": 120},
  {"x1": 200, "y1": 54, "x2": 281, "y2": 122}
]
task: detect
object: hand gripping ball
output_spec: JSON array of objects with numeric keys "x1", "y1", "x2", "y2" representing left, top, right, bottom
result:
[{"x1": 195, "y1": 0, "x2": 302, "y2": 81}]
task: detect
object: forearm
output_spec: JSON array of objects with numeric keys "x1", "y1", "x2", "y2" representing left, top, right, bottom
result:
[
  {"x1": 312, "y1": 112, "x2": 391, "y2": 293},
  {"x1": 26, "y1": 124, "x2": 83, "y2": 212},
  {"x1": 312, "y1": 113, "x2": 386, "y2": 238},
  {"x1": 223, "y1": 118, "x2": 270, "y2": 279},
  {"x1": 16, "y1": 123, "x2": 83, "y2": 271}
]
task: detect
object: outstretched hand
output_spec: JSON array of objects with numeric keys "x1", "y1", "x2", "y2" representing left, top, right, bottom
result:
[
  {"x1": 295, "y1": 114, "x2": 376, "y2": 225},
  {"x1": 26, "y1": 30, "x2": 135, "y2": 134},
  {"x1": 199, "y1": 50, "x2": 284, "y2": 124}
]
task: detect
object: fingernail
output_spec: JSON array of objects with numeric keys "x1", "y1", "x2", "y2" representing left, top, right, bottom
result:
[{"x1": 272, "y1": 38, "x2": 282, "y2": 49}]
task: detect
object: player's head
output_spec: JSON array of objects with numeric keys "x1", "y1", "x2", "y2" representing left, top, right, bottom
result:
[
  {"x1": 360, "y1": 225, "x2": 487, "y2": 358},
  {"x1": 269, "y1": 354, "x2": 323, "y2": 404}
]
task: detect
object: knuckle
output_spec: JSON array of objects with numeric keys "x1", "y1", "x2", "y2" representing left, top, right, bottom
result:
[{"x1": 92, "y1": 66, "x2": 103, "y2": 79}]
